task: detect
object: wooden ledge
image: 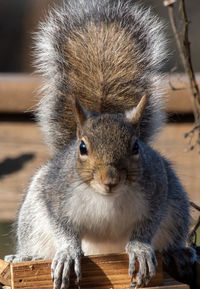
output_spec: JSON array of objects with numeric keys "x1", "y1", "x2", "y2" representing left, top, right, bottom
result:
[
  {"x1": 0, "y1": 73, "x2": 199, "y2": 113},
  {"x1": 0, "y1": 253, "x2": 189, "y2": 289}
]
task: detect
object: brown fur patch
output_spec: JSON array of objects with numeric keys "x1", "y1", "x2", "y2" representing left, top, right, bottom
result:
[{"x1": 64, "y1": 22, "x2": 143, "y2": 114}]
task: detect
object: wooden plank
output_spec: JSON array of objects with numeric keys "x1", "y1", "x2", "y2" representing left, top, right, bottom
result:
[
  {"x1": 0, "y1": 122, "x2": 49, "y2": 222},
  {"x1": 0, "y1": 73, "x2": 199, "y2": 113},
  {"x1": 154, "y1": 123, "x2": 200, "y2": 212},
  {"x1": 0, "y1": 260, "x2": 10, "y2": 286},
  {"x1": 0, "y1": 74, "x2": 39, "y2": 113},
  {"x1": 0, "y1": 253, "x2": 163, "y2": 289},
  {"x1": 0, "y1": 253, "x2": 189, "y2": 289},
  {"x1": 10, "y1": 260, "x2": 52, "y2": 289},
  {"x1": 0, "y1": 122, "x2": 49, "y2": 221},
  {"x1": 162, "y1": 273, "x2": 189, "y2": 289},
  {"x1": 0, "y1": 122, "x2": 199, "y2": 222}
]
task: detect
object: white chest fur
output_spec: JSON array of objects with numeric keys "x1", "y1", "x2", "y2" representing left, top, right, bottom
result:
[{"x1": 65, "y1": 182, "x2": 149, "y2": 255}]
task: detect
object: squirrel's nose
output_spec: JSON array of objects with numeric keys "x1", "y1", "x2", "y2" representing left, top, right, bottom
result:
[
  {"x1": 103, "y1": 177, "x2": 120, "y2": 192},
  {"x1": 99, "y1": 165, "x2": 120, "y2": 192},
  {"x1": 104, "y1": 182, "x2": 118, "y2": 192}
]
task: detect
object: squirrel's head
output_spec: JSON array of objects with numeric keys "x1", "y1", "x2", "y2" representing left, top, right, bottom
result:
[{"x1": 72, "y1": 95, "x2": 146, "y2": 196}]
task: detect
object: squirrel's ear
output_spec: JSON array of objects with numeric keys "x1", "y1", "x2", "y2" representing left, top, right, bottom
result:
[
  {"x1": 71, "y1": 96, "x2": 88, "y2": 132},
  {"x1": 125, "y1": 94, "x2": 147, "y2": 125}
]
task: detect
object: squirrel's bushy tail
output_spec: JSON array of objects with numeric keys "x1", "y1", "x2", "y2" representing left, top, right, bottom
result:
[{"x1": 34, "y1": 0, "x2": 167, "y2": 154}]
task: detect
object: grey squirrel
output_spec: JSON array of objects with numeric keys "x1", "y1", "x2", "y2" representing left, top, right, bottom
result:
[{"x1": 5, "y1": 0, "x2": 196, "y2": 288}]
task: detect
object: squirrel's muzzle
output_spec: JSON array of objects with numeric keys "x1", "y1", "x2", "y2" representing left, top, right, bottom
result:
[{"x1": 97, "y1": 165, "x2": 121, "y2": 194}]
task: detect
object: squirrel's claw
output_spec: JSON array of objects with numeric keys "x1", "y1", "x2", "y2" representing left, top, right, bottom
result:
[
  {"x1": 126, "y1": 241, "x2": 157, "y2": 287},
  {"x1": 52, "y1": 254, "x2": 70, "y2": 289},
  {"x1": 60, "y1": 260, "x2": 71, "y2": 289},
  {"x1": 128, "y1": 249, "x2": 136, "y2": 278},
  {"x1": 51, "y1": 249, "x2": 81, "y2": 289},
  {"x1": 74, "y1": 255, "x2": 82, "y2": 284}
]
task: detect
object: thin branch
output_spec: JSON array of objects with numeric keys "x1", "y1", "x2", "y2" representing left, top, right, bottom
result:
[
  {"x1": 188, "y1": 216, "x2": 200, "y2": 247},
  {"x1": 188, "y1": 202, "x2": 200, "y2": 246},
  {"x1": 184, "y1": 124, "x2": 200, "y2": 138},
  {"x1": 164, "y1": 0, "x2": 200, "y2": 151},
  {"x1": 190, "y1": 201, "x2": 200, "y2": 212},
  {"x1": 167, "y1": 4, "x2": 187, "y2": 71},
  {"x1": 180, "y1": 0, "x2": 200, "y2": 105},
  {"x1": 180, "y1": 0, "x2": 200, "y2": 149}
]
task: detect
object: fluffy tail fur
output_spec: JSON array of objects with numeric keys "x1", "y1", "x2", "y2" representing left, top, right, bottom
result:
[{"x1": 34, "y1": 0, "x2": 167, "y2": 154}]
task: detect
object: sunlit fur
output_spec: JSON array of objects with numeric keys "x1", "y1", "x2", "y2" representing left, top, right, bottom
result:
[{"x1": 34, "y1": 0, "x2": 167, "y2": 154}]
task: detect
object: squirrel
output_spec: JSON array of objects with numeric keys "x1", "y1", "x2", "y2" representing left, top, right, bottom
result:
[{"x1": 5, "y1": 0, "x2": 196, "y2": 288}]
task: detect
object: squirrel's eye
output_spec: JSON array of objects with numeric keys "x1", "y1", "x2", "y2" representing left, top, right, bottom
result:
[
  {"x1": 80, "y1": 140, "x2": 88, "y2": 155},
  {"x1": 132, "y1": 140, "x2": 139, "y2": 155}
]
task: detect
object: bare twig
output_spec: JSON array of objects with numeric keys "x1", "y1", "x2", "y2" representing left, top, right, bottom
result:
[
  {"x1": 185, "y1": 124, "x2": 200, "y2": 138},
  {"x1": 190, "y1": 201, "x2": 200, "y2": 212},
  {"x1": 180, "y1": 0, "x2": 200, "y2": 105},
  {"x1": 188, "y1": 216, "x2": 200, "y2": 247},
  {"x1": 180, "y1": 0, "x2": 200, "y2": 150},
  {"x1": 164, "y1": 0, "x2": 200, "y2": 151},
  {"x1": 167, "y1": 3, "x2": 187, "y2": 71},
  {"x1": 188, "y1": 202, "x2": 200, "y2": 247}
]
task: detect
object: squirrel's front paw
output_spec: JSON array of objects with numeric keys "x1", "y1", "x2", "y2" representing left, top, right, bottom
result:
[
  {"x1": 51, "y1": 247, "x2": 82, "y2": 289},
  {"x1": 126, "y1": 241, "x2": 157, "y2": 287}
]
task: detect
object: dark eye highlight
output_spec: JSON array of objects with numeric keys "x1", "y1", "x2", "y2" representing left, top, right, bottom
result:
[
  {"x1": 80, "y1": 140, "x2": 88, "y2": 156},
  {"x1": 132, "y1": 140, "x2": 139, "y2": 155}
]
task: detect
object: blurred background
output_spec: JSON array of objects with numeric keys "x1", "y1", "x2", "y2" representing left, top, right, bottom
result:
[
  {"x1": 0, "y1": 0, "x2": 199, "y2": 259},
  {"x1": 1, "y1": 0, "x2": 200, "y2": 73}
]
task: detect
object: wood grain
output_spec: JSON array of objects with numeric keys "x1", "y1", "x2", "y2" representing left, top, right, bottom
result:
[
  {"x1": 0, "y1": 253, "x2": 189, "y2": 289},
  {"x1": 161, "y1": 273, "x2": 189, "y2": 289},
  {"x1": 0, "y1": 261, "x2": 190, "y2": 289},
  {"x1": 0, "y1": 74, "x2": 39, "y2": 113},
  {"x1": 0, "y1": 122, "x2": 199, "y2": 222},
  {"x1": 0, "y1": 122, "x2": 48, "y2": 221},
  {"x1": 0, "y1": 260, "x2": 10, "y2": 286},
  {"x1": 0, "y1": 254, "x2": 163, "y2": 289}
]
